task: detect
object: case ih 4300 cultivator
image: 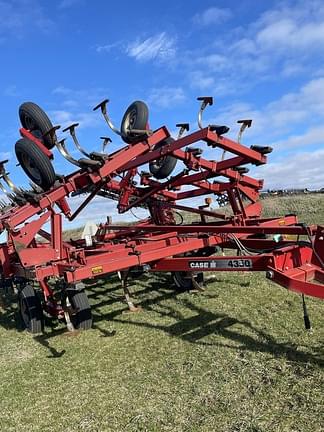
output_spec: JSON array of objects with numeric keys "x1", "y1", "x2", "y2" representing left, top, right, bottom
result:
[{"x1": 0, "y1": 97, "x2": 323, "y2": 333}]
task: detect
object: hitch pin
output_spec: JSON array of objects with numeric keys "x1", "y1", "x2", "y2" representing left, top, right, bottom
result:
[
  {"x1": 197, "y1": 96, "x2": 213, "y2": 129},
  {"x1": 93, "y1": 99, "x2": 122, "y2": 136}
]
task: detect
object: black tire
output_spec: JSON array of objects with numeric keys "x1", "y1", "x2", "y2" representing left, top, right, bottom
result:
[
  {"x1": 15, "y1": 138, "x2": 56, "y2": 190},
  {"x1": 19, "y1": 102, "x2": 56, "y2": 150},
  {"x1": 149, "y1": 138, "x2": 177, "y2": 179},
  {"x1": 66, "y1": 290, "x2": 92, "y2": 330},
  {"x1": 120, "y1": 100, "x2": 149, "y2": 143},
  {"x1": 18, "y1": 284, "x2": 43, "y2": 334},
  {"x1": 172, "y1": 271, "x2": 204, "y2": 292}
]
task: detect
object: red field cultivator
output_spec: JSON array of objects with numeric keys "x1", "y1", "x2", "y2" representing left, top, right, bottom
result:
[{"x1": 0, "y1": 97, "x2": 323, "y2": 333}]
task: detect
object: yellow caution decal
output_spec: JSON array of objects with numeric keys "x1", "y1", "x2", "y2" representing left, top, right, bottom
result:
[{"x1": 91, "y1": 265, "x2": 103, "y2": 274}]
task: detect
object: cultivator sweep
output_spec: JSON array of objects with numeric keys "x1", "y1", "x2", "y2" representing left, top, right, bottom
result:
[{"x1": 0, "y1": 97, "x2": 323, "y2": 333}]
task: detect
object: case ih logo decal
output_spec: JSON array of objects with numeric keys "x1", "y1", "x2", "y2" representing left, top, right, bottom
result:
[{"x1": 189, "y1": 259, "x2": 252, "y2": 269}]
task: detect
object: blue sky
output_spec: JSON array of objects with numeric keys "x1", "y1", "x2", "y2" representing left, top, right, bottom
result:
[{"x1": 1, "y1": 0, "x2": 324, "y2": 226}]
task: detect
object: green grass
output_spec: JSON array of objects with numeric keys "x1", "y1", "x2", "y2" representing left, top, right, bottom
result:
[{"x1": 0, "y1": 195, "x2": 324, "y2": 432}]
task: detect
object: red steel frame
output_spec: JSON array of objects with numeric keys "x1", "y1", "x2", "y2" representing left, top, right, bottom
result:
[{"x1": 0, "y1": 121, "x2": 323, "y2": 323}]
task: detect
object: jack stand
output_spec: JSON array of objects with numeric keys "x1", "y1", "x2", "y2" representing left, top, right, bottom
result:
[{"x1": 302, "y1": 294, "x2": 311, "y2": 330}]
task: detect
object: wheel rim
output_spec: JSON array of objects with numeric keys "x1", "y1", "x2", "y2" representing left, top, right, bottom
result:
[
  {"x1": 20, "y1": 153, "x2": 42, "y2": 183},
  {"x1": 153, "y1": 155, "x2": 166, "y2": 169},
  {"x1": 126, "y1": 108, "x2": 137, "y2": 132}
]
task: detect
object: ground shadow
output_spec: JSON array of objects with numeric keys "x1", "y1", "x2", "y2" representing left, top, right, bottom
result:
[{"x1": 1, "y1": 273, "x2": 323, "y2": 366}]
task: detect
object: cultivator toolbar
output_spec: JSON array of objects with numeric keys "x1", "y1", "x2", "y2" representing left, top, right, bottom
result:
[{"x1": 0, "y1": 97, "x2": 323, "y2": 333}]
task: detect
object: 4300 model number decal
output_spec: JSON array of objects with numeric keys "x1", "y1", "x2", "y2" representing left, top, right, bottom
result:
[{"x1": 189, "y1": 259, "x2": 252, "y2": 270}]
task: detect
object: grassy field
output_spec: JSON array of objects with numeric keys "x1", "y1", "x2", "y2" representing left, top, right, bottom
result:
[{"x1": 0, "y1": 195, "x2": 323, "y2": 432}]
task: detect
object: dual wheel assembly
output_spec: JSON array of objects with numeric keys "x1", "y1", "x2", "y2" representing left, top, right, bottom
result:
[
  {"x1": 15, "y1": 101, "x2": 177, "y2": 191},
  {"x1": 18, "y1": 284, "x2": 92, "y2": 334}
]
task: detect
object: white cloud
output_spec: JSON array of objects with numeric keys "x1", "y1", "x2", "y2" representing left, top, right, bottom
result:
[
  {"x1": 270, "y1": 125, "x2": 324, "y2": 151},
  {"x1": 209, "y1": 77, "x2": 324, "y2": 142},
  {"x1": 193, "y1": 7, "x2": 232, "y2": 26},
  {"x1": 148, "y1": 87, "x2": 186, "y2": 109},
  {"x1": 126, "y1": 32, "x2": 176, "y2": 62},
  {"x1": 254, "y1": 2, "x2": 324, "y2": 52},
  {"x1": 52, "y1": 86, "x2": 109, "y2": 109},
  {"x1": 255, "y1": 148, "x2": 324, "y2": 190},
  {"x1": 3, "y1": 85, "x2": 19, "y2": 97},
  {"x1": 0, "y1": 0, "x2": 54, "y2": 37},
  {"x1": 189, "y1": 72, "x2": 215, "y2": 91},
  {"x1": 95, "y1": 41, "x2": 122, "y2": 53},
  {"x1": 187, "y1": 1, "x2": 324, "y2": 93},
  {"x1": 49, "y1": 110, "x2": 100, "y2": 130},
  {"x1": 58, "y1": 0, "x2": 83, "y2": 9}
]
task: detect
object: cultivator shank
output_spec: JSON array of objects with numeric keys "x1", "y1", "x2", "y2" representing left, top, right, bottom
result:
[{"x1": 0, "y1": 96, "x2": 323, "y2": 333}]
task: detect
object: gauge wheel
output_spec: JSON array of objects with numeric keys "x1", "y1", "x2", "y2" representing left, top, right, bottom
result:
[
  {"x1": 149, "y1": 137, "x2": 177, "y2": 179},
  {"x1": 19, "y1": 101, "x2": 56, "y2": 149},
  {"x1": 120, "y1": 100, "x2": 149, "y2": 143},
  {"x1": 172, "y1": 271, "x2": 204, "y2": 292},
  {"x1": 18, "y1": 284, "x2": 44, "y2": 334},
  {"x1": 64, "y1": 289, "x2": 92, "y2": 330},
  {"x1": 15, "y1": 138, "x2": 56, "y2": 190}
]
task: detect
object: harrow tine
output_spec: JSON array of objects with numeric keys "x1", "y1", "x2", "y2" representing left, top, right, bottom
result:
[
  {"x1": 62, "y1": 123, "x2": 91, "y2": 158},
  {"x1": 0, "y1": 199, "x2": 8, "y2": 210},
  {"x1": 197, "y1": 96, "x2": 213, "y2": 129},
  {"x1": 93, "y1": 99, "x2": 122, "y2": 136},
  {"x1": 29, "y1": 181, "x2": 43, "y2": 194},
  {"x1": 8, "y1": 190, "x2": 27, "y2": 205},
  {"x1": 0, "y1": 162, "x2": 18, "y2": 203},
  {"x1": 56, "y1": 138, "x2": 82, "y2": 168},
  {"x1": 0, "y1": 181, "x2": 12, "y2": 201},
  {"x1": 0, "y1": 171, "x2": 22, "y2": 196}
]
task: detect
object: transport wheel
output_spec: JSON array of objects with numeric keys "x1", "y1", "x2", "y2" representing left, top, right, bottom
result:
[
  {"x1": 149, "y1": 137, "x2": 177, "y2": 179},
  {"x1": 172, "y1": 271, "x2": 204, "y2": 292},
  {"x1": 19, "y1": 102, "x2": 56, "y2": 149},
  {"x1": 65, "y1": 290, "x2": 92, "y2": 330},
  {"x1": 120, "y1": 100, "x2": 149, "y2": 143},
  {"x1": 15, "y1": 138, "x2": 56, "y2": 190},
  {"x1": 18, "y1": 284, "x2": 44, "y2": 334}
]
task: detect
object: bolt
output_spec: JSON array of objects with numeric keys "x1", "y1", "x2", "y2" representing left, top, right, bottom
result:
[{"x1": 266, "y1": 270, "x2": 274, "y2": 279}]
